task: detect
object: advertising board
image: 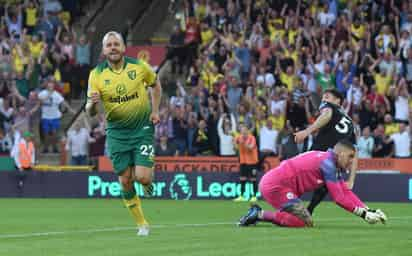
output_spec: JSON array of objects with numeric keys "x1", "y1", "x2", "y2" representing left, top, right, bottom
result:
[{"x1": 0, "y1": 172, "x2": 410, "y2": 202}]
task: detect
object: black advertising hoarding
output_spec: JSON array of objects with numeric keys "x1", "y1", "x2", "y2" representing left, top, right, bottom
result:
[{"x1": 0, "y1": 172, "x2": 411, "y2": 202}]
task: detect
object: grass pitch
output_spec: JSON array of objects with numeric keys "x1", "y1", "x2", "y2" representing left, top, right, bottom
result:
[{"x1": 0, "y1": 199, "x2": 411, "y2": 256}]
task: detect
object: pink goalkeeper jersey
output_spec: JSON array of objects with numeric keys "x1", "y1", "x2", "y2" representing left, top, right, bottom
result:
[{"x1": 262, "y1": 150, "x2": 365, "y2": 212}]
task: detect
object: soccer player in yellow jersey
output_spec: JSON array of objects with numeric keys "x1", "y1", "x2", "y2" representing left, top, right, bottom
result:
[{"x1": 86, "y1": 31, "x2": 162, "y2": 236}]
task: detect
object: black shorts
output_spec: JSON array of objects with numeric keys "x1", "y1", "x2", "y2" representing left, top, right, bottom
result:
[{"x1": 240, "y1": 164, "x2": 258, "y2": 178}]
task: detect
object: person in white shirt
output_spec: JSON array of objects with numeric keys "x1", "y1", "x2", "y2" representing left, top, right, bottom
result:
[
  {"x1": 65, "y1": 117, "x2": 95, "y2": 165},
  {"x1": 391, "y1": 79, "x2": 410, "y2": 122},
  {"x1": 317, "y1": 3, "x2": 336, "y2": 28},
  {"x1": 387, "y1": 122, "x2": 411, "y2": 158},
  {"x1": 217, "y1": 113, "x2": 236, "y2": 156},
  {"x1": 345, "y1": 75, "x2": 363, "y2": 111},
  {"x1": 169, "y1": 80, "x2": 186, "y2": 108},
  {"x1": 38, "y1": 81, "x2": 75, "y2": 153},
  {"x1": 259, "y1": 119, "x2": 279, "y2": 163},
  {"x1": 357, "y1": 126, "x2": 374, "y2": 158},
  {"x1": 270, "y1": 89, "x2": 286, "y2": 116}
]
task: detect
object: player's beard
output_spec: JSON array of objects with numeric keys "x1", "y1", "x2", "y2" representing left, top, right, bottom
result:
[{"x1": 107, "y1": 51, "x2": 123, "y2": 65}]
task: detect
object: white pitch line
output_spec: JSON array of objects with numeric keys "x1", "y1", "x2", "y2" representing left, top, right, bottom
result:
[
  {"x1": 0, "y1": 216, "x2": 410, "y2": 240},
  {"x1": 0, "y1": 223, "x2": 232, "y2": 239}
]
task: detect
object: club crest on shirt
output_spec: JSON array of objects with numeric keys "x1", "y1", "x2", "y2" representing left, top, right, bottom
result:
[
  {"x1": 104, "y1": 79, "x2": 110, "y2": 86},
  {"x1": 127, "y1": 70, "x2": 136, "y2": 80}
]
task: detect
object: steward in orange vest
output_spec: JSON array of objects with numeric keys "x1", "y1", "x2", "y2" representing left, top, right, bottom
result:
[
  {"x1": 233, "y1": 124, "x2": 259, "y2": 202},
  {"x1": 17, "y1": 131, "x2": 35, "y2": 170}
]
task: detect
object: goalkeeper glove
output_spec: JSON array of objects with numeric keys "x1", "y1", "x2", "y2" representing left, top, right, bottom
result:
[{"x1": 353, "y1": 207, "x2": 387, "y2": 224}]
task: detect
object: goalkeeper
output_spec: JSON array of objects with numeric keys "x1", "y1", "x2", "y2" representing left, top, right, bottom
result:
[{"x1": 238, "y1": 140, "x2": 387, "y2": 227}]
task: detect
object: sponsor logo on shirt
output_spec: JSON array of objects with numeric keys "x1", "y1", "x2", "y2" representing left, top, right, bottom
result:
[
  {"x1": 109, "y1": 92, "x2": 139, "y2": 103},
  {"x1": 286, "y1": 192, "x2": 295, "y2": 199}
]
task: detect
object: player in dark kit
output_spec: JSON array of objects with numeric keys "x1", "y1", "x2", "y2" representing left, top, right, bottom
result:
[{"x1": 294, "y1": 88, "x2": 357, "y2": 214}]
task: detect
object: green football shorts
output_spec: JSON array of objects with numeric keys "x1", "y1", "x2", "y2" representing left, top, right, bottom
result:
[{"x1": 106, "y1": 124, "x2": 155, "y2": 175}]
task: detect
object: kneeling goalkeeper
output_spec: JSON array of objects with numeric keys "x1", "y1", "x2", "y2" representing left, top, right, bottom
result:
[{"x1": 238, "y1": 140, "x2": 387, "y2": 227}]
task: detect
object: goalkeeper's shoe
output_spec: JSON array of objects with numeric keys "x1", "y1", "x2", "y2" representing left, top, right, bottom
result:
[
  {"x1": 283, "y1": 202, "x2": 313, "y2": 227},
  {"x1": 238, "y1": 204, "x2": 262, "y2": 227},
  {"x1": 143, "y1": 183, "x2": 154, "y2": 197}
]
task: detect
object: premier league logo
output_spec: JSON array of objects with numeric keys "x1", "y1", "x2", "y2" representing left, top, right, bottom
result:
[
  {"x1": 127, "y1": 70, "x2": 136, "y2": 80},
  {"x1": 169, "y1": 174, "x2": 192, "y2": 200}
]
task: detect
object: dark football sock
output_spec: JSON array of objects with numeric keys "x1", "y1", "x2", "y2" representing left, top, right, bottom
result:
[
  {"x1": 240, "y1": 180, "x2": 246, "y2": 196},
  {"x1": 252, "y1": 180, "x2": 258, "y2": 196},
  {"x1": 307, "y1": 185, "x2": 328, "y2": 214}
]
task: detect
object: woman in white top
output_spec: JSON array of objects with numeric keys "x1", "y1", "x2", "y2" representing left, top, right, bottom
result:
[{"x1": 217, "y1": 113, "x2": 237, "y2": 156}]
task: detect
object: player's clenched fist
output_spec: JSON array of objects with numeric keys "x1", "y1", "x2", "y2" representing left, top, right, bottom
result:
[
  {"x1": 150, "y1": 111, "x2": 160, "y2": 125},
  {"x1": 91, "y1": 92, "x2": 100, "y2": 104},
  {"x1": 294, "y1": 129, "x2": 309, "y2": 144}
]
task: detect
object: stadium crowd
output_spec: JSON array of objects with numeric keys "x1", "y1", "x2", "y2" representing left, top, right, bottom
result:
[
  {"x1": 0, "y1": 0, "x2": 100, "y2": 166},
  {"x1": 160, "y1": 0, "x2": 412, "y2": 160},
  {"x1": 1, "y1": 0, "x2": 412, "y2": 168}
]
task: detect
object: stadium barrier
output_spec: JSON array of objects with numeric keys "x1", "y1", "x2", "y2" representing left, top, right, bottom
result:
[
  {"x1": 98, "y1": 156, "x2": 412, "y2": 174},
  {"x1": 33, "y1": 165, "x2": 94, "y2": 172},
  {"x1": 0, "y1": 171, "x2": 411, "y2": 202}
]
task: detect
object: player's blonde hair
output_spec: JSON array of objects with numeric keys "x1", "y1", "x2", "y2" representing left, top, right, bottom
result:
[{"x1": 102, "y1": 31, "x2": 124, "y2": 46}]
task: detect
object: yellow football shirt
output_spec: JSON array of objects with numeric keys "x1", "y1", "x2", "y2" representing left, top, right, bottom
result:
[
  {"x1": 384, "y1": 123, "x2": 399, "y2": 136},
  {"x1": 12, "y1": 47, "x2": 28, "y2": 73},
  {"x1": 25, "y1": 7, "x2": 37, "y2": 26},
  {"x1": 287, "y1": 29, "x2": 298, "y2": 45},
  {"x1": 201, "y1": 29, "x2": 213, "y2": 47},
  {"x1": 284, "y1": 49, "x2": 298, "y2": 65},
  {"x1": 280, "y1": 72, "x2": 296, "y2": 92},
  {"x1": 87, "y1": 57, "x2": 156, "y2": 130},
  {"x1": 28, "y1": 41, "x2": 44, "y2": 59},
  {"x1": 374, "y1": 73, "x2": 391, "y2": 95},
  {"x1": 269, "y1": 27, "x2": 285, "y2": 42},
  {"x1": 268, "y1": 115, "x2": 285, "y2": 131},
  {"x1": 351, "y1": 24, "x2": 365, "y2": 42}
]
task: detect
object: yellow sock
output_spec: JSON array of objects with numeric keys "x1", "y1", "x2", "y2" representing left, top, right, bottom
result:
[{"x1": 122, "y1": 190, "x2": 148, "y2": 226}]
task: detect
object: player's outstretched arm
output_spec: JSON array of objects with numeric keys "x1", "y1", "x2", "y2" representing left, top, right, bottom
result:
[
  {"x1": 346, "y1": 152, "x2": 358, "y2": 189},
  {"x1": 353, "y1": 207, "x2": 388, "y2": 224},
  {"x1": 294, "y1": 107, "x2": 332, "y2": 143},
  {"x1": 321, "y1": 159, "x2": 387, "y2": 225},
  {"x1": 327, "y1": 181, "x2": 387, "y2": 224}
]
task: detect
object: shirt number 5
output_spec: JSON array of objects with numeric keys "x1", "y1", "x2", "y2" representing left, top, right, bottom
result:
[{"x1": 335, "y1": 117, "x2": 351, "y2": 134}]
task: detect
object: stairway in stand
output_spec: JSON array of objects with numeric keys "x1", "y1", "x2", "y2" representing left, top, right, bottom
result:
[{"x1": 36, "y1": 99, "x2": 85, "y2": 166}]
